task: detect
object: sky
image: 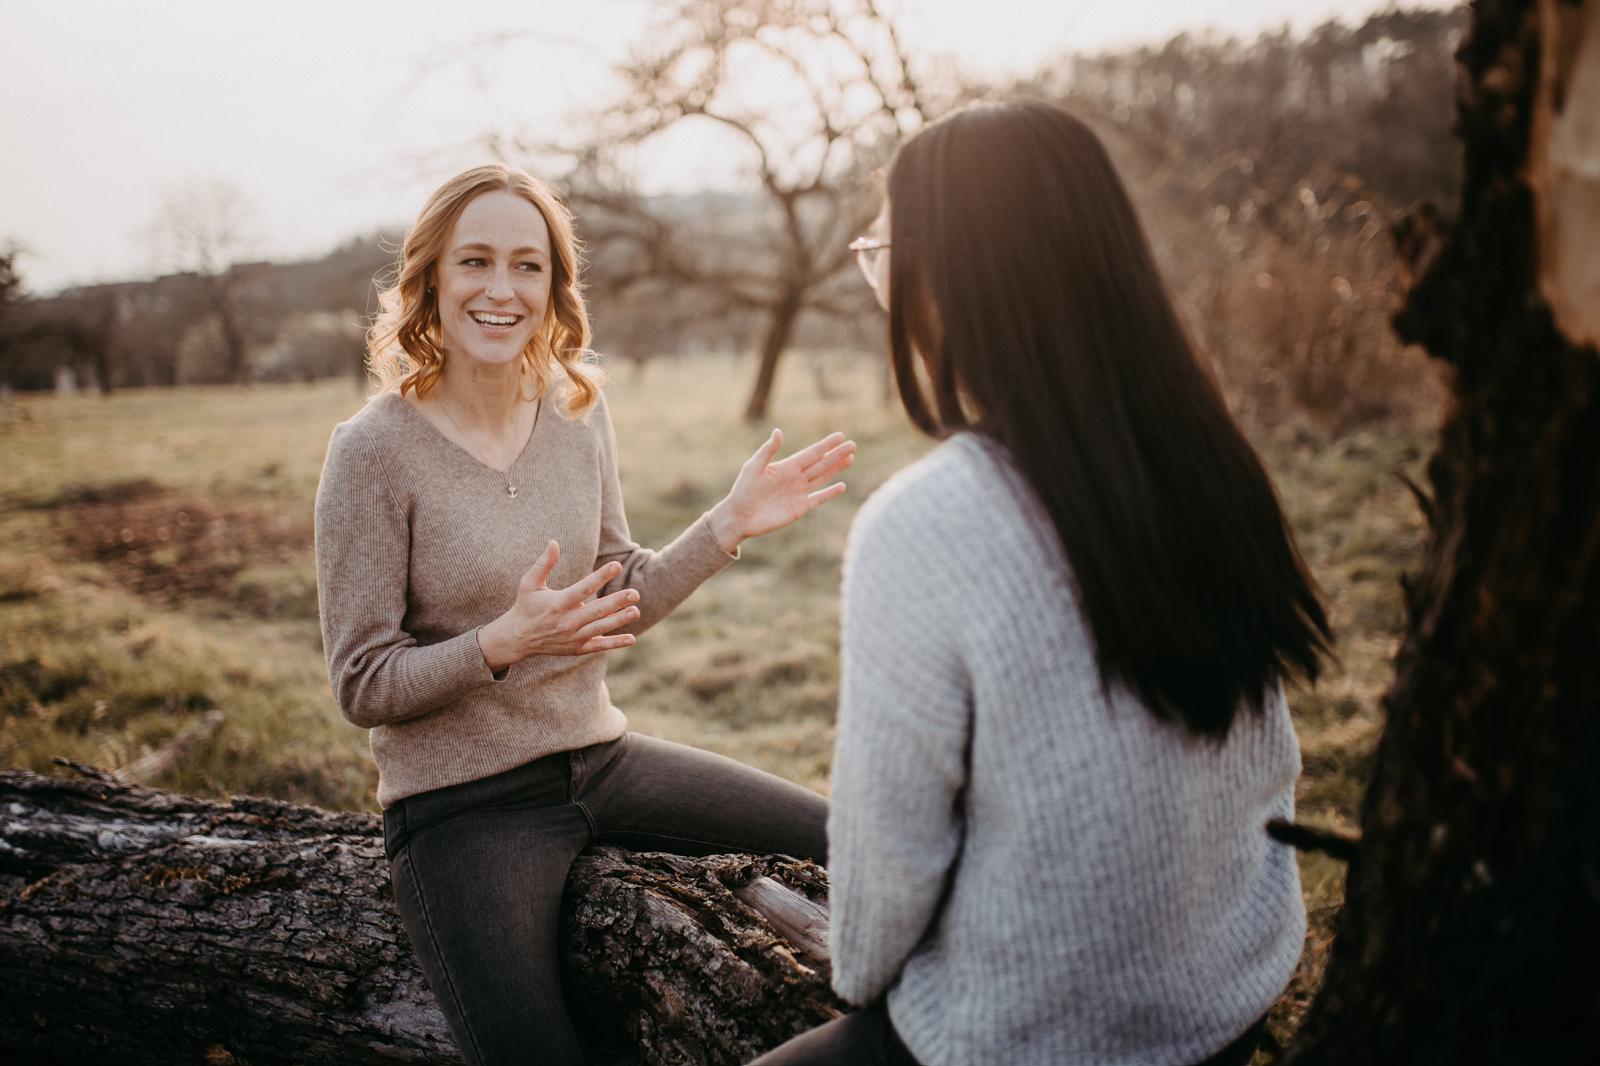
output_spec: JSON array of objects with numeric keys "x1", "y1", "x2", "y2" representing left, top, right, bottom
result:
[{"x1": 1, "y1": 1, "x2": 1453, "y2": 293}]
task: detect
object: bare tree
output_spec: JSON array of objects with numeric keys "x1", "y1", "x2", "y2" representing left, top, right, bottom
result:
[
  {"x1": 0, "y1": 249, "x2": 120, "y2": 395},
  {"x1": 148, "y1": 180, "x2": 257, "y2": 384},
  {"x1": 546, "y1": 0, "x2": 945, "y2": 420},
  {"x1": 51, "y1": 287, "x2": 120, "y2": 395},
  {"x1": 0, "y1": 246, "x2": 21, "y2": 325},
  {"x1": 0, "y1": 245, "x2": 29, "y2": 387}
]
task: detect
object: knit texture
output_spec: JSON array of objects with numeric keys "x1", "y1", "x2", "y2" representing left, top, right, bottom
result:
[
  {"x1": 314, "y1": 389, "x2": 736, "y2": 808},
  {"x1": 827, "y1": 433, "x2": 1306, "y2": 1066}
]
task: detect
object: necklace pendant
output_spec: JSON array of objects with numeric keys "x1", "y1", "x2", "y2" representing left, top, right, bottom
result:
[{"x1": 506, "y1": 484, "x2": 519, "y2": 498}]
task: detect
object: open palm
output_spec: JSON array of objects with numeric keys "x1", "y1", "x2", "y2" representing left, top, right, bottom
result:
[{"x1": 715, "y1": 429, "x2": 856, "y2": 545}]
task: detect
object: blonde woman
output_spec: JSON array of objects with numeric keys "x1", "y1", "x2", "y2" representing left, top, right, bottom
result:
[{"x1": 314, "y1": 164, "x2": 852, "y2": 1066}]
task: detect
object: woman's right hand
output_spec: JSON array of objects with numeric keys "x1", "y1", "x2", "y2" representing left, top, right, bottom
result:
[{"x1": 476, "y1": 541, "x2": 640, "y2": 672}]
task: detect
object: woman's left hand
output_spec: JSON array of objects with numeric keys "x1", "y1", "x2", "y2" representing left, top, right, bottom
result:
[{"x1": 707, "y1": 429, "x2": 856, "y2": 553}]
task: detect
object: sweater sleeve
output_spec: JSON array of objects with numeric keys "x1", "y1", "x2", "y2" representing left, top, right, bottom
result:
[
  {"x1": 827, "y1": 483, "x2": 973, "y2": 1006},
  {"x1": 314, "y1": 420, "x2": 498, "y2": 728},
  {"x1": 591, "y1": 389, "x2": 738, "y2": 632}
]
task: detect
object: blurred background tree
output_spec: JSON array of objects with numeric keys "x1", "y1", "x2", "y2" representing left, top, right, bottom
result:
[
  {"x1": 0, "y1": 245, "x2": 121, "y2": 396},
  {"x1": 0, "y1": 2, "x2": 1468, "y2": 433},
  {"x1": 549, "y1": 0, "x2": 939, "y2": 419},
  {"x1": 0, "y1": 249, "x2": 21, "y2": 326},
  {"x1": 146, "y1": 180, "x2": 260, "y2": 385},
  {"x1": 0, "y1": 246, "x2": 29, "y2": 387}
]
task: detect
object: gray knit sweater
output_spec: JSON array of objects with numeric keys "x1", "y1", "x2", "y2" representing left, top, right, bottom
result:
[
  {"x1": 827, "y1": 433, "x2": 1305, "y2": 1065},
  {"x1": 314, "y1": 389, "x2": 736, "y2": 808}
]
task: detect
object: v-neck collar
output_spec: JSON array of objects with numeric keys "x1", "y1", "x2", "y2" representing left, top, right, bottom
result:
[{"x1": 386, "y1": 389, "x2": 543, "y2": 477}]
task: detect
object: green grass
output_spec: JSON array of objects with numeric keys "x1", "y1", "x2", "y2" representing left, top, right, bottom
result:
[
  {"x1": 1, "y1": 354, "x2": 1433, "y2": 1035},
  {"x1": 0, "y1": 353, "x2": 1426, "y2": 816}
]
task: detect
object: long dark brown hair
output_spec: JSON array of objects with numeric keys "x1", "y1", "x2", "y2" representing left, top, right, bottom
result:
[{"x1": 884, "y1": 99, "x2": 1331, "y2": 740}]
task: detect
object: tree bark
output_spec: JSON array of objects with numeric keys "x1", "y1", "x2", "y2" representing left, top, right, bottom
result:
[
  {"x1": 743, "y1": 292, "x2": 804, "y2": 423},
  {"x1": 0, "y1": 766, "x2": 843, "y2": 1065},
  {"x1": 1285, "y1": 0, "x2": 1600, "y2": 1060}
]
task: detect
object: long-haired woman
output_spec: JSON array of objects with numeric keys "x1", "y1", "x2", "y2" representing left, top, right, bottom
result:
[
  {"x1": 314, "y1": 164, "x2": 853, "y2": 1065},
  {"x1": 754, "y1": 99, "x2": 1329, "y2": 1066}
]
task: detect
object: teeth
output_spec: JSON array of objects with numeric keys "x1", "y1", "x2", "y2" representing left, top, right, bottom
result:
[{"x1": 472, "y1": 313, "x2": 518, "y2": 326}]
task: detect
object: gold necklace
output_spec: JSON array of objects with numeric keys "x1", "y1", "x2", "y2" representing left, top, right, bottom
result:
[{"x1": 436, "y1": 397, "x2": 541, "y2": 498}]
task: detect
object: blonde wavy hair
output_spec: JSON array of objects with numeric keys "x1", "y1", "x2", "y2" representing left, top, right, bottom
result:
[{"x1": 367, "y1": 164, "x2": 603, "y2": 417}]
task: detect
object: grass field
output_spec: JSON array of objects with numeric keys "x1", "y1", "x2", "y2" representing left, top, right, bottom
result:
[{"x1": 0, "y1": 353, "x2": 1432, "y2": 1038}]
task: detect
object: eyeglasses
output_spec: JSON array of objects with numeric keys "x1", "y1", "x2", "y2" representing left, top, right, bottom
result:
[{"x1": 847, "y1": 235, "x2": 890, "y2": 293}]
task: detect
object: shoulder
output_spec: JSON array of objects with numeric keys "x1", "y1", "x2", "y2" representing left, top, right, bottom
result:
[
  {"x1": 841, "y1": 437, "x2": 1022, "y2": 668},
  {"x1": 847, "y1": 432, "x2": 1071, "y2": 611},
  {"x1": 326, "y1": 391, "x2": 411, "y2": 458},
  {"x1": 319, "y1": 392, "x2": 430, "y2": 503},
  {"x1": 537, "y1": 382, "x2": 612, "y2": 463},
  {"x1": 844, "y1": 435, "x2": 1024, "y2": 605},
  {"x1": 849, "y1": 433, "x2": 1024, "y2": 560},
  {"x1": 582, "y1": 384, "x2": 614, "y2": 435}
]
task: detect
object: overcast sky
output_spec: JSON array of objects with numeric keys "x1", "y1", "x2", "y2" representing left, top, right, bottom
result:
[{"x1": 2, "y1": 1, "x2": 1452, "y2": 293}]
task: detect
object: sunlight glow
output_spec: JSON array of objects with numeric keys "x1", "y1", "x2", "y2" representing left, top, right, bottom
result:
[{"x1": 0, "y1": 0, "x2": 1454, "y2": 291}]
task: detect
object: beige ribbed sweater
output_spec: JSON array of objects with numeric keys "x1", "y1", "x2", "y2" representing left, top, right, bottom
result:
[{"x1": 314, "y1": 388, "x2": 737, "y2": 808}]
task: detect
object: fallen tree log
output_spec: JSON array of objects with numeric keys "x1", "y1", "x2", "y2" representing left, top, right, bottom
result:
[{"x1": 0, "y1": 764, "x2": 844, "y2": 1065}]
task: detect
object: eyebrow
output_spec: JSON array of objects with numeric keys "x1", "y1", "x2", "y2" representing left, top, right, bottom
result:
[{"x1": 451, "y1": 242, "x2": 547, "y2": 257}]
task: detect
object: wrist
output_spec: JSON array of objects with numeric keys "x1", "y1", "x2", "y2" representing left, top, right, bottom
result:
[
  {"x1": 476, "y1": 617, "x2": 517, "y2": 674},
  {"x1": 707, "y1": 502, "x2": 744, "y2": 555}
]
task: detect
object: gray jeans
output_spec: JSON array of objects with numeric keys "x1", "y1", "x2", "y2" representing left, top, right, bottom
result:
[{"x1": 381, "y1": 731, "x2": 829, "y2": 1066}]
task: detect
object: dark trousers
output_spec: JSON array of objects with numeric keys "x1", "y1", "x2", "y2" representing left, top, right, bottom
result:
[
  {"x1": 750, "y1": 1002, "x2": 1267, "y2": 1065},
  {"x1": 381, "y1": 731, "x2": 829, "y2": 1066},
  {"x1": 750, "y1": 1000, "x2": 917, "y2": 1065}
]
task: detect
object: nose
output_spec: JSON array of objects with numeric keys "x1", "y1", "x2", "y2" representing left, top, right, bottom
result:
[{"x1": 484, "y1": 265, "x2": 512, "y2": 302}]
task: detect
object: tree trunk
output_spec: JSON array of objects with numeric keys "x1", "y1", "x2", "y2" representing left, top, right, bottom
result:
[
  {"x1": 742, "y1": 292, "x2": 803, "y2": 423},
  {"x1": 212, "y1": 279, "x2": 249, "y2": 386},
  {"x1": 0, "y1": 766, "x2": 843, "y2": 1065},
  {"x1": 1285, "y1": 0, "x2": 1600, "y2": 1060},
  {"x1": 89, "y1": 294, "x2": 116, "y2": 397}
]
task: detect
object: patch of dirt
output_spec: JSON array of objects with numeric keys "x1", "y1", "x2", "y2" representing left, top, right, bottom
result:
[
  {"x1": 53, "y1": 492, "x2": 311, "y2": 611},
  {"x1": 28, "y1": 477, "x2": 165, "y2": 511}
]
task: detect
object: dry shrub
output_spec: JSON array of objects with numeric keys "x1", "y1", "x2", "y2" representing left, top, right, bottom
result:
[
  {"x1": 1055, "y1": 8, "x2": 1463, "y2": 436},
  {"x1": 1141, "y1": 167, "x2": 1448, "y2": 435}
]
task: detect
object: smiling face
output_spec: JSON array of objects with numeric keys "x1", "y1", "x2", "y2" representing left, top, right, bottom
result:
[{"x1": 433, "y1": 188, "x2": 553, "y2": 372}]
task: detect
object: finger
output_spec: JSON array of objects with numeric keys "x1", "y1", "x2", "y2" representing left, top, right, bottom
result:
[
  {"x1": 523, "y1": 540, "x2": 560, "y2": 590},
  {"x1": 788, "y1": 431, "x2": 848, "y2": 469},
  {"x1": 575, "y1": 603, "x2": 641, "y2": 641},
  {"x1": 580, "y1": 632, "x2": 637, "y2": 655},
  {"x1": 581, "y1": 587, "x2": 639, "y2": 625},
  {"x1": 563, "y1": 560, "x2": 623, "y2": 605},
  {"x1": 750, "y1": 427, "x2": 783, "y2": 467},
  {"x1": 806, "y1": 482, "x2": 848, "y2": 509},
  {"x1": 804, "y1": 440, "x2": 857, "y2": 481}
]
